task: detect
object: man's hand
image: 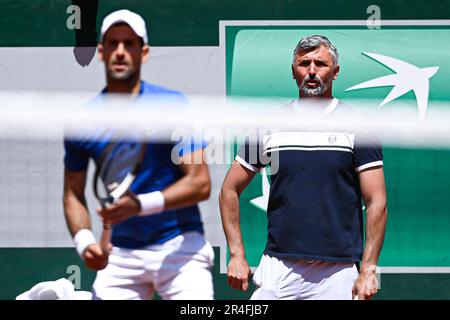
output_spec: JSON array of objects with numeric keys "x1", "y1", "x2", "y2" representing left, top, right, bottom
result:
[
  {"x1": 96, "y1": 193, "x2": 141, "y2": 225},
  {"x1": 352, "y1": 266, "x2": 378, "y2": 300},
  {"x1": 227, "y1": 255, "x2": 252, "y2": 291},
  {"x1": 83, "y1": 243, "x2": 112, "y2": 270}
]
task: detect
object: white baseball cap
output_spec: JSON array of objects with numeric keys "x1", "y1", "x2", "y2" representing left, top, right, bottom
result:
[{"x1": 100, "y1": 9, "x2": 148, "y2": 44}]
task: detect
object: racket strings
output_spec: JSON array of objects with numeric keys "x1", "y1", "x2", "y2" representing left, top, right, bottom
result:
[{"x1": 95, "y1": 141, "x2": 146, "y2": 205}]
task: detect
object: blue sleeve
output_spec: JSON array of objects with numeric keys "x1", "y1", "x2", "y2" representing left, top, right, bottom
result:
[
  {"x1": 167, "y1": 91, "x2": 208, "y2": 157},
  {"x1": 175, "y1": 135, "x2": 209, "y2": 157},
  {"x1": 353, "y1": 135, "x2": 383, "y2": 171},
  {"x1": 236, "y1": 138, "x2": 268, "y2": 172},
  {"x1": 64, "y1": 139, "x2": 89, "y2": 171}
]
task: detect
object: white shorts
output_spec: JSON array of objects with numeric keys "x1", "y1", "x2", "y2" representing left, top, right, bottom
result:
[
  {"x1": 92, "y1": 231, "x2": 215, "y2": 300},
  {"x1": 251, "y1": 254, "x2": 358, "y2": 300}
]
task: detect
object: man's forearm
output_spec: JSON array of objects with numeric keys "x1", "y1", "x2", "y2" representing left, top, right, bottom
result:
[
  {"x1": 361, "y1": 201, "x2": 387, "y2": 271},
  {"x1": 219, "y1": 188, "x2": 246, "y2": 258},
  {"x1": 161, "y1": 173, "x2": 210, "y2": 210},
  {"x1": 158, "y1": 150, "x2": 210, "y2": 211},
  {"x1": 63, "y1": 195, "x2": 91, "y2": 237}
]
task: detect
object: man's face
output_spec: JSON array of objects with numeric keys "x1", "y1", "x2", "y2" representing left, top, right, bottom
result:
[
  {"x1": 292, "y1": 45, "x2": 339, "y2": 98},
  {"x1": 98, "y1": 24, "x2": 149, "y2": 81}
]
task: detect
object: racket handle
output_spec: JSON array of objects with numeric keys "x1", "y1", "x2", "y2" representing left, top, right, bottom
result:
[{"x1": 99, "y1": 223, "x2": 112, "y2": 253}]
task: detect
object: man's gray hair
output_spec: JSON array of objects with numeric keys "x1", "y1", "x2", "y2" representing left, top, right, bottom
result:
[{"x1": 293, "y1": 35, "x2": 339, "y2": 66}]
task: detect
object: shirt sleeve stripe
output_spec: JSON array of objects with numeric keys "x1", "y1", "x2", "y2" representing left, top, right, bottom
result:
[
  {"x1": 356, "y1": 160, "x2": 384, "y2": 172},
  {"x1": 235, "y1": 155, "x2": 261, "y2": 173}
]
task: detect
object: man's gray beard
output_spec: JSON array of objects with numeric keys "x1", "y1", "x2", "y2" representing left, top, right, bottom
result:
[{"x1": 300, "y1": 77, "x2": 328, "y2": 97}]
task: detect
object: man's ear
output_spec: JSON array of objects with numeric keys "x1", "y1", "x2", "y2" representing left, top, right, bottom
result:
[
  {"x1": 333, "y1": 64, "x2": 340, "y2": 80},
  {"x1": 97, "y1": 44, "x2": 104, "y2": 62},
  {"x1": 291, "y1": 64, "x2": 295, "y2": 79},
  {"x1": 141, "y1": 45, "x2": 150, "y2": 64}
]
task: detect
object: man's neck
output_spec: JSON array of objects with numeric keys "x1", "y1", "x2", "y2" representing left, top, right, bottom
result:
[
  {"x1": 296, "y1": 96, "x2": 334, "y2": 107},
  {"x1": 105, "y1": 76, "x2": 142, "y2": 96}
]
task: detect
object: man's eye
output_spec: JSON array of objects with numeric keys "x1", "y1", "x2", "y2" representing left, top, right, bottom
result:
[
  {"x1": 299, "y1": 61, "x2": 310, "y2": 66},
  {"x1": 108, "y1": 40, "x2": 118, "y2": 47}
]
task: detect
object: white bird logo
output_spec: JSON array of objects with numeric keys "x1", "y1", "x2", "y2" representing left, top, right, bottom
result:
[
  {"x1": 250, "y1": 167, "x2": 270, "y2": 211},
  {"x1": 345, "y1": 52, "x2": 439, "y2": 123}
]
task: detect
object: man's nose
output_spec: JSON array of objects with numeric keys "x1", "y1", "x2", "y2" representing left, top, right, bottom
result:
[
  {"x1": 115, "y1": 43, "x2": 125, "y2": 56},
  {"x1": 308, "y1": 63, "x2": 317, "y2": 78}
]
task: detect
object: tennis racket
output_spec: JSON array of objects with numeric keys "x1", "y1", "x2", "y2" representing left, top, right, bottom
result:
[{"x1": 93, "y1": 140, "x2": 147, "y2": 252}]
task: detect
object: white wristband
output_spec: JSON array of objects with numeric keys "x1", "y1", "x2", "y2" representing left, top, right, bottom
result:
[
  {"x1": 137, "y1": 191, "x2": 165, "y2": 216},
  {"x1": 73, "y1": 229, "x2": 96, "y2": 259}
]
